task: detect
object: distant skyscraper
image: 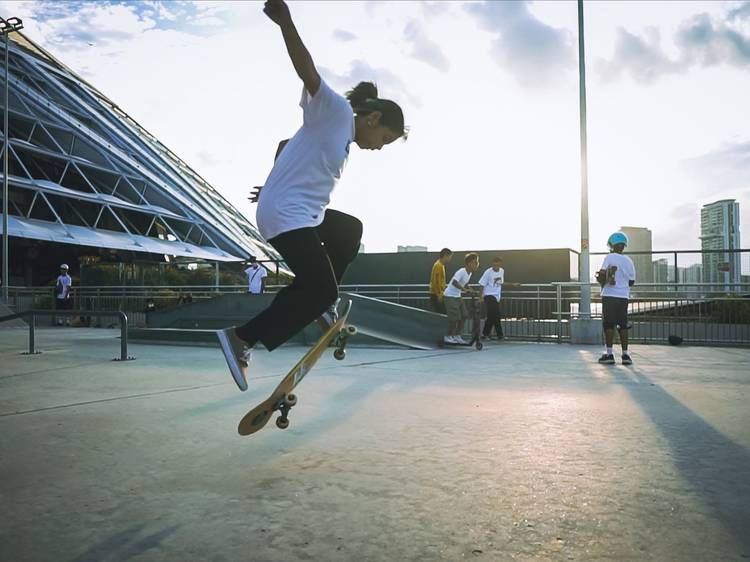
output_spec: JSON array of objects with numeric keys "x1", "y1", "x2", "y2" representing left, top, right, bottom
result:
[
  {"x1": 700, "y1": 199, "x2": 741, "y2": 290},
  {"x1": 653, "y1": 258, "x2": 675, "y2": 285},
  {"x1": 620, "y1": 226, "x2": 653, "y2": 284},
  {"x1": 397, "y1": 245, "x2": 427, "y2": 253},
  {"x1": 680, "y1": 263, "x2": 703, "y2": 285}
]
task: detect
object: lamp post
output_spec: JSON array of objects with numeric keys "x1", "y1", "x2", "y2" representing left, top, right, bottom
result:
[
  {"x1": 577, "y1": 0, "x2": 591, "y2": 319},
  {"x1": 1, "y1": 16, "x2": 23, "y2": 303}
]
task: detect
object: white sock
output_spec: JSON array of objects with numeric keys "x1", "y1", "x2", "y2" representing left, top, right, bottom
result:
[
  {"x1": 622, "y1": 350, "x2": 630, "y2": 357},
  {"x1": 606, "y1": 347, "x2": 613, "y2": 355}
]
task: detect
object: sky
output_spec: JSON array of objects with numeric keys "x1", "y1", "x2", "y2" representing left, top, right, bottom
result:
[{"x1": 3, "y1": 0, "x2": 750, "y2": 256}]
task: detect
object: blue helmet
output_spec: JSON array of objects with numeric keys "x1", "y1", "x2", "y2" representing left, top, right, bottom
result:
[{"x1": 607, "y1": 232, "x2": 629, "y2": 248}]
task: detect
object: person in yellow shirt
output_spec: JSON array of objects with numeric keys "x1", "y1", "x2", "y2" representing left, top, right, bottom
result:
[{"x1": 429, "y1": 248, "x2": 453, "y2": 313}]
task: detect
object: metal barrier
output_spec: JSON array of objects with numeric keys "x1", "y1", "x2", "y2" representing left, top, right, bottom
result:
[
  {"x1": 4, "y1": 281, "x2": 749, "y2": 346},
  {"x1": 0, "y1": 309, "x2": 134, "y2": 361}
]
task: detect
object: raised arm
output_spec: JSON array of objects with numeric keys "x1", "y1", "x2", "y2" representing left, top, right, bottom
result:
[{"x1": 263, "y1": 0, "x2": 321, "y2": 96}]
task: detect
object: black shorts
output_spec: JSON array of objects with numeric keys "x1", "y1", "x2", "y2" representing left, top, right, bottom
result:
[{"x1": 602, "y1": 296, "x2": 628, "y2": 330}]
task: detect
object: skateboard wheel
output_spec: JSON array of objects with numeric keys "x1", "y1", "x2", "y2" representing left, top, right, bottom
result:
[
  {"x1": 346, "y1": 325, "x2": 357, "y2": 336},
  {"x1": 284, "y1": 393, "x2": 298, "y2": 407},
  {"x1": 276, "y1": 417, "x2": 290, "y2": 429},
  {"x1": 476, "y1": 341, "x2": 483, "y2": 350},
  {"x1": 333, "y1": 348, "x2": 346, "y2": 361}
]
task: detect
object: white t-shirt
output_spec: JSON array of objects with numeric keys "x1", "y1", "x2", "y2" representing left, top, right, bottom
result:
[
  {"x1": 600, "y1": 253, "x2": 636, "y2": 299},
  {"x1": 256, "y1": 79, "x2": 355, "y2": 240},
  {"x1": 245, "y1": 265, "x2": 267, "y2": 294},
  {"x1": 55, "y1": 274, "x2": 71, "y2": 300},
  {"x1": 479, "y1": 267, "x2": 504, "y2": 301},
  {"x1": 444, "y1": 267, "x2": 472, "y2": 298}
]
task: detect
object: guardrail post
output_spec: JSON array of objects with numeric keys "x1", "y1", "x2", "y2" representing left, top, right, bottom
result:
[
  {"x1": 28, "y1": 312, "x2": 35, "y2": 354},
  {"x1": 556, "y1": 284, "x2": 562, "y2": 342},
  {"x1": 115, "y1": 311, "x2": 134, "y2": 362}
]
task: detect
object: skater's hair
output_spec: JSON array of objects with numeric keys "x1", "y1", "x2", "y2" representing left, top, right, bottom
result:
[
  {"x1": 492, "y1": 256, "x2": 502, "y2": 263},
  {"x1": 346, "y1": 81, "x2": 408, "y2": 139},
  {"x1": 439, "y1": 248, "x2": 453, "y2": 258},
  {"x1": 464, "y1": 252, "x2": 479, "y2": 265}
]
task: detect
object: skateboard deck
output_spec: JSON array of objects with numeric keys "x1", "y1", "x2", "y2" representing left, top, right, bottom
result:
[{"x1": 238, "y1": 299, "x2": 356, "y2": 436}]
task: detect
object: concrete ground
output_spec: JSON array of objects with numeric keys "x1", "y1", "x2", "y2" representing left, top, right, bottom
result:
[{"x1": 1, "y1": 328, "x2": 749, "y2": 562}]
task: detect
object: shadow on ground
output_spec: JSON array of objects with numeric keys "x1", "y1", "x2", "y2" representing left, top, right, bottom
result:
[{"x1": 610, "y1": 366, "x2": 750, "y2": 555}]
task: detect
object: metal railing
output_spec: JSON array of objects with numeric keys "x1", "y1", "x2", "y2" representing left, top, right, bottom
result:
[
  {"x1": 3, "y1": 281, "x2": 749, "y2": 347},
  {"x1": 0, "y1": 309, "x2": 134, "y2": 360}
]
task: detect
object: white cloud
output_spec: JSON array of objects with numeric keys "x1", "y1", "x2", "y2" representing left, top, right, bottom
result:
[
  {"x1": 676, "y1": 12, "x2": 750, "y2": 69},
  {"x1": 596, "y1": 6, "x2": 750, "y2": 84},
  {"x1": 682, "y1": 140, "x2": 750, "y2": 194},
  {"x1": 332, "y1": 29, "x2": 357, "y2": 42},
  {"x1": 596, "y1": 27, "x2": 684, "y2": 83},
  {"x1": 464, "y1": 0, "x2": 575, "y2": 89},
  {"x1": 403, "y1": 19, "x2": 450, "y2": 72}
]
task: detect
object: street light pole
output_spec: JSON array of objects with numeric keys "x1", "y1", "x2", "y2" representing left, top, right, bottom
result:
[
  {"x1": 1, "y1": 16, "x2": 23, "y2": 304},
  {"x1": 577, "y1": 0, "x2": 591, "y2": 319}
]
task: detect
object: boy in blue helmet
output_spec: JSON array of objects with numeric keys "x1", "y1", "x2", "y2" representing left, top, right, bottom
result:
[{"x1": 596, "y1": 232, "x2": 636, "y2": 365}]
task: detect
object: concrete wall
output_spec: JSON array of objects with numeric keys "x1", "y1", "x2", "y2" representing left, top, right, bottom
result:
[{"x1": 342, "y1": 248, "x2": 578, "y2": 286}]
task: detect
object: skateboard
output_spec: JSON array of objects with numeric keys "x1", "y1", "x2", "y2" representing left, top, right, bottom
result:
[
  {"x1": 596, "y1": 265, "x2": 618, "y2": 287},
  {"x1": 238, "y1": 299, "x2": 356, "y2": 436},
  {"x1": 438, "y1": 294, "x2": 483, "y2": 351}
]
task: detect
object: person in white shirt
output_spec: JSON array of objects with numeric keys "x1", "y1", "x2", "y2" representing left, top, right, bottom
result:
[
  {"x1": 596, "y1": 232, "x2": 637, "y2": 365},
  {"x1": 217, "y1": 0, "x2": 407, "y2": 392},
  {"x1": 54, "y1": 263, "x2": 72, "y2": 326},
  {"x1": 244, "y1": 257, "x2": 268, "y2": 295},
  {"x1": 443, "y1": 253, "x2": 480, "y2": 344},
  {"x1": 479, "y1": 257, "x2": 505, "y2": 340}
]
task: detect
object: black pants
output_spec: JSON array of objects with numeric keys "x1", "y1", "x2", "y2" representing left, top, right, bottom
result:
[
  {"x1": 482, "y1": 296, "x2": 503, "y2": 337},
  {"x1": 235, "y1": 209, "x2": 362, "y2": 351}
]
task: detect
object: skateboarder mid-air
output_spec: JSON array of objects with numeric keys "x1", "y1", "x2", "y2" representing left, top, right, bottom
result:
[{"x1": 218, "y1": 0, "x2": 407, "y2": 391}]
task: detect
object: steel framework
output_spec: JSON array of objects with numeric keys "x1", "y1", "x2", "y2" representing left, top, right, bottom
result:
[{"x1": 0, "y1": 31, "x2": 279, "y2": 267}]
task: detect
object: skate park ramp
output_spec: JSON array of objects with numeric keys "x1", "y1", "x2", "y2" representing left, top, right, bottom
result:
[
  {"x1": 129, "y1": 292, "x2": 445, "y2": 350},
  {"x1": 0, "y1": 303, "x2": 27, "y2": 329}
]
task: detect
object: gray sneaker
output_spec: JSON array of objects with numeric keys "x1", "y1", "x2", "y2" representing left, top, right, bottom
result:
[{"x1": 217, "y1": 327, "x2": 250, "y2": 391}]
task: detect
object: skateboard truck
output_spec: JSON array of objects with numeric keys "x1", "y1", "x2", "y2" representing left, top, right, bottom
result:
[
  {"x1": 275, "y1": 393, "x2": 298, "y2": 429},
  {"x1": 275, "y1": 325, "x2": 356, "y2": 429},
  {"x1": 238, "y1": 301, "x2": 357, "y2": 436},
  {"x1": 333, "y1": 325, "x2": 357, "y2": 360}
]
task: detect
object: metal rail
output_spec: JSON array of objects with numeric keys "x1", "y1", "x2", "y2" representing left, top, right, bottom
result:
[{"x1": 0, "y1": 309, "x2": 134, "y2": 361}]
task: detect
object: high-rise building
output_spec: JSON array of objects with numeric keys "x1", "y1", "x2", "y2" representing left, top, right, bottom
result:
[
  {"x1": 700, "y1": 199, "x2": 741, "y2": 291},
  {"x1": 680, "y1": 263, "x2": 703, "y2": 285},
  {"x1": 620, "y1": 226, "x2": 653, "y2": 284},
  {"x1": 1, "y1": 32, "x2": 280, "y2": 284},
  {"x1": 652, "y1": 258, "x2": 676, "y2": 285},
  {"x1": 397, "y1": 245, "x2": 427, "y2": 253}
]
